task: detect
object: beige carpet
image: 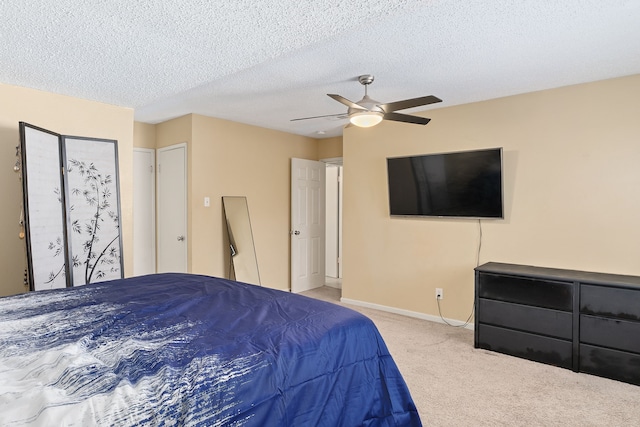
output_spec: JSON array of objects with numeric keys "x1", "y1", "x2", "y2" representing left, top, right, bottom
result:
[{"x1": 301, "y1": 286, "x2": 640, "y2": 426}]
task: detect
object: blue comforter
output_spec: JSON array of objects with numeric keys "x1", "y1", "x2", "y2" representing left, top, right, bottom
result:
[{"x1": 0, "y1": 273, "x2": 421, "y2": 426}]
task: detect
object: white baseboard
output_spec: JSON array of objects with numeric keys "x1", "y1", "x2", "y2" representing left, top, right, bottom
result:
[{"x1": 339, "y1": 297, "x2": 474, "y2": 331}]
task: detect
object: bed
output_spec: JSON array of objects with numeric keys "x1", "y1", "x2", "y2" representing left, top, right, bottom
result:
[{"x1": 0, "y1": 273, "x2": 421, "y2": 426}]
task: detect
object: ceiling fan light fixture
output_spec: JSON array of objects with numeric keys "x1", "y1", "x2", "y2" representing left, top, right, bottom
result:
[
  {"x1": 293, "y1": 74, "x2": 441, "y2": 128},
  {"x1": 349, "y1": 111, "x2": 383, "y2": 128}
]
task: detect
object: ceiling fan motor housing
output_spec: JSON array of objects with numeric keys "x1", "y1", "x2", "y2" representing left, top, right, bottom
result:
[
  {"x1": 348, "y1": 95, "x2": 384, "y2": 115},
  {"x1": 358, "y1": 74, "x2": 375, "y2": 86}
]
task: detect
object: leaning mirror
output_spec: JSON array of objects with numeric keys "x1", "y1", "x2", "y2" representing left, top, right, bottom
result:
[{"x1": 222, "y1": 196, "x2": 260, "y2": 285}]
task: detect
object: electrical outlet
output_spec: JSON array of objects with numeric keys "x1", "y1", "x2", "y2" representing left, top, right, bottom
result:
[{"x1": 435, "y1": 288, "x2": 443, "y2": 300}]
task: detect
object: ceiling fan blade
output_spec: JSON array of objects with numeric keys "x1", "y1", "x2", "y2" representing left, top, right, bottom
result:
[
  {"x1": 327, "y1": 94, "x2": 367, "y2": 111},
  {"x1": 383, "y1": 112, "x2": 431, "y2": 125},
  {"x1": 291, "y1": 113, "x2": 347, "y2": 122},
  {"x1": 379, "y1": 95, "x2": 442, "y2": 113}
]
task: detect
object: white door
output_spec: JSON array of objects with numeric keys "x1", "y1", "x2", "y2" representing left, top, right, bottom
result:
[
  {"x1": 291, "y1": 158, "x2": 326, "y2": 293},
  {"x1": 133, "y1": 148, "x2": 156, "y2": 275},
  {"x1": 157, "y1": 144, "x2": 187, "y2": 273}
]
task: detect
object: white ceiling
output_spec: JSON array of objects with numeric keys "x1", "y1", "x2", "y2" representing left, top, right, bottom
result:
[{"x1": 3, "y1": 1, "x2": 640, "y2": 138}]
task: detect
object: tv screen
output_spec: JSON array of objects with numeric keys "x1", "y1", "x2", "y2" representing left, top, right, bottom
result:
[{"x1": 387, "y1": 148, "x2": 503, "y2": 219}]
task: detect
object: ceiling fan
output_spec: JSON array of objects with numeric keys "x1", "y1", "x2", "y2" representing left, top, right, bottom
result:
[{"x1": 292, "y1": 75, "x2": 442, "y2": 128}]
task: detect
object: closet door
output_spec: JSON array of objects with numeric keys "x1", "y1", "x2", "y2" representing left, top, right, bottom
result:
[
  {"x1": 62, "y1": 136, "x2": 124, "y2": 286},
  {"x1": 133, "y1": 148, "x2": 156, "y2": 276},
  {"x1": 20, "y1": 123, "x2": 69, "y2": 291},
  {"x1": 156, "y1": 144, "x2": 187, "y2": 273}
]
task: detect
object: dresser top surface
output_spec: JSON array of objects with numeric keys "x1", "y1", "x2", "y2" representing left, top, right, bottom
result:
[{"x1": 476, "y1": 262, "x2": 640, "y2": 288}]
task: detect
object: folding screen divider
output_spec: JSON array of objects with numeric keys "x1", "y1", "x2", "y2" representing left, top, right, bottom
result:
[{"x1": 19, "y1": 122, "x2": 124, "y2": 291}]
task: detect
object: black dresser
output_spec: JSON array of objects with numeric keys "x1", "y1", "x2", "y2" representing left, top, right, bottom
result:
[{"x1": 475, "y1": 262, "x2": 640, "y2": 385}]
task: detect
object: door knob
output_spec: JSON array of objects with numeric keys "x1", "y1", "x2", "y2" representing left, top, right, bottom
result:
[
  {"x1": 177, "y1": 236, "x2": 185, "y2": 241},
  {"x1": 294, "y1": 230, "x2": 300, "y2": 235}
]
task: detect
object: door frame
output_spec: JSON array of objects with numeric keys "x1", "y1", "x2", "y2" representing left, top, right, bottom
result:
[{"x1": 322, "y1": 157, "x2": 343, "y2": 281}]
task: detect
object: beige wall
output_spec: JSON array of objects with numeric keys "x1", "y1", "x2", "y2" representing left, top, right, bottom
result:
[
  {"x1": 133, "y1": 121, "x2": 157, "y2": 149},
  {"x1": 190, "y1": 114, "x2": 318, "y2": 290},
  {"x1": 0, "y1": 83, "x2": 134, "y2": 296},
  {"x1": 136, "y1": 114, "x2": 320, "y2": 291},
  {"x1": 342, "y1": 75, "x2": 640, "y2": 321},
  {"x1": 155, "y1": 115, "x2": 192, "y2": 150},
  {"x1": 318, "y1": 136, "x2": 343, "y2": 160},
  {"x1": 8, "y1": 73, "x2": 633, "y2": 321}
]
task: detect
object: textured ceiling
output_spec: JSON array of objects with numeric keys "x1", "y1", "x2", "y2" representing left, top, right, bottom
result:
[{"x1": 2, "y1": 0, "x2": 640, "y2": 138}]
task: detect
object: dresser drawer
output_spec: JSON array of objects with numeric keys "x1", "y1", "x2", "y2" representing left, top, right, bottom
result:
[
  {"x1": 478, "y1": 298, "x2": 572, "y2": 339},
  {"x1": 477, "y1": 324, "x2": 573, "y2": 369},
  {"x1": 580, "y1": 344, "x2": 640, "y2": 386},
  {"x1": 581, "y1": 284, "x2": 640, "y2": 321},
  {"x1": 580, "y1": 315, "x2": 640, "y2": 353},
  {"x1": 477, "y1": 272, "x2": 573, "y2": 311}
]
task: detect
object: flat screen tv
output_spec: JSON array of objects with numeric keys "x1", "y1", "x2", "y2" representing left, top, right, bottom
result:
[{"x1": 387, "y1": 148, "x2": 503, "y2": 219}]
